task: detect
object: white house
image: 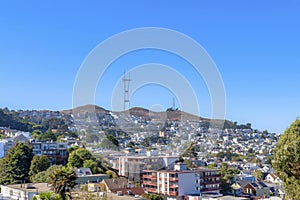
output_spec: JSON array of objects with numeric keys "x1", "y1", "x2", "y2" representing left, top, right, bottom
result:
[{"x1": 265, "y1": 173, "x2": 282, "y2": 184}]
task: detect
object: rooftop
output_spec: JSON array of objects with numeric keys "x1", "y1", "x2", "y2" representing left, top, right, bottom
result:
[{"x1": 3, "y1": 182, "x2": 51, "y2": 193}]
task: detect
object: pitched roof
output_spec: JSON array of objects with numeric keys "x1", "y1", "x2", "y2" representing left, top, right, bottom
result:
[
  {"x1": 102, "y1": 178, "x2": 128, "y2": 190},
  {"x1": 237, "y1": 180, "x2": 251, "y2": 188},
  {"x1": 250, "y1": 181, "x2": 269, "y2": 189},
  {"x1": 111, "y1": 187, "x2": 145, "y2": 196}
]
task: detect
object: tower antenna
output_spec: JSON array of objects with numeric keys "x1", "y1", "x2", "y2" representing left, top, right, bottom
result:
[
  {"x1": 172, "y1": 97, "x2": 175, "y2": 110},
  {"x1": 123, "y1": 70, "x2": 131, "y2": 111}
]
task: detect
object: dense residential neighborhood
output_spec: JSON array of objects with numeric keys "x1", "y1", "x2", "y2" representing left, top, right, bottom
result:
[{"x1": 0, "y1": 107, "x2": 286, "y2": 200}]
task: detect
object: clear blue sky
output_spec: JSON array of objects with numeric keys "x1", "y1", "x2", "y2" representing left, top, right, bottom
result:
[{"x1": 0, "y1": 1, "x2": 299, "y2": 133}]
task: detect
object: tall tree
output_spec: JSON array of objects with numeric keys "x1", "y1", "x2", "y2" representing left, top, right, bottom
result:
[
  {"x1": 68, "y1": 148, "x2": 94, "y2": 168},
  {"x1": 49, "y1": 166, "x2": 76, "y2": 200},
  {"x1": 31, "y1": 165, "x2": 61, "y2": 183},
  {"x1": 0, "y1": 142, "x2": 34, "y2": 184},
  {"x1": 220, "y1": 163, "x2": 240, "y2": 194},
  {"x1": 29, "y1": 155, "x2": 50, "y2": 181},
  {"x1": 83, "y1": 159, "x2": 101, "y2": 174},
  {"x1": 273, "y1": 119, "x2": 300, "y2": 199}
]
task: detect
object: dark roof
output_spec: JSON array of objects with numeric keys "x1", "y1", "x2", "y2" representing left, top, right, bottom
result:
[
  {"x1": 258, "y1": 182, "x2": 268, "y2": 188},
  {"x1": 102, "y1": 178, "x2": 128, "y2": 190},
  {"x1": 237, "y1": 180, "x2": 251, "y2": 188},
  {"x1": 111, "y1": 187, "x2": 145, "y2": 196},
  {"x1": 250, "y1": 182, "x2": 269, "y2": 189}
]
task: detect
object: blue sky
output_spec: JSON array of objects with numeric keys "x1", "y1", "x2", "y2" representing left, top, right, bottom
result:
[{"x1": 0, "y1": 1, "x2": 299, "y2": 133}]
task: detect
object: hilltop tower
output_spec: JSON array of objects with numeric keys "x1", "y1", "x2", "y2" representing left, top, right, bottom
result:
[{"x1": 123, "y1": 71, "x2": 131, "y2": 111}]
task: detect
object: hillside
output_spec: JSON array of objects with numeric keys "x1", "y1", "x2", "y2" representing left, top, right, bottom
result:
[
  {"x1": 0, "y1": 105, "x2": 239, "y2": 132},
  {"x1": 62, "y1": 104, "x2": 109, "y2": 115}
]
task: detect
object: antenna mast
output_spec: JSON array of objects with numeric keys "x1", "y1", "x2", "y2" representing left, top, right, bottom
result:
[{"x1": 123, "y1": 71, "x2": 131, "y2": 111}]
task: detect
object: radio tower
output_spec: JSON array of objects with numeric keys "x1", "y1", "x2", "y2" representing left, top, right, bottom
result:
[{"x1": 123, "y1": 71, "x2": 131, "y2": 111}]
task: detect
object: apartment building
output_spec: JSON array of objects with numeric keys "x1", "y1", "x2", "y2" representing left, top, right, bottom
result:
[
  {"x1": 116, "y1": 155, "x2": 178, "y2": 182},
  {"x1": 142, "y1": 163, "x2": 221, "y2": 199},
  {"x1": 31, "y1": 141, "x2": 68, "y2": 165}
]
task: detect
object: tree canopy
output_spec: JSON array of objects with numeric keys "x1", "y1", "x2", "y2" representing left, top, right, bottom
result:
[
  {"x1": 0, "y1": 142, "x2": 33, "y2": 184},
  {"x1": 68, "y1": 148, "x2": 94, "y2": 168},
  {"x1": 273, "y1": 119, "x2": 300, "y2": 199},
  {"x1": 29, "y1": 155, "x2": 50, "y2": 181},
  {"x1": 49, "y1": 166, "x2": 76, "y2": 200},
  {"x1": 31, "y1": 165, "x2": 61, "y2": 183}
]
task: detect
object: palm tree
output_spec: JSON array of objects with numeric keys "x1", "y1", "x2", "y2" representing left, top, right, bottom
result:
[{"x1": 49, "y1": 166, "x2": 76, "y2": 200}]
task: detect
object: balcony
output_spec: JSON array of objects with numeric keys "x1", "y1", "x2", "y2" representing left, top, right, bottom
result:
[
  {"x1": 201, "y1": 181, "x2": 221, "y2": 185},
  {"x1": 201, "y1": 174, "x2": 221, "y2": 178},
  {"x1": 201, "y1": 187, "x2": 221, "y2": 192},
  {"x1": 143, "y1": 181, "x2": 157, "y2": 186},
  {"x1": 143, "y1": 175, "x2": 157, "y2": 179},
  {"x1": 169, "y1": 184, "x2": 178, "y2": 188},
  {"x1": 169, "y1": 177, "x2": 178, "y2": 182},
  {"x1": 146, "y1": 188, "x2": 157, "y2": 193},
  {"x1": 168, "y1": 191, "x2": 178, "y2": 196}
]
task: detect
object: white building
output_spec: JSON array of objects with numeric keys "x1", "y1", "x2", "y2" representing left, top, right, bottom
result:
[
  {"x1": 143, "y1": 163, "x2": 221, "y2": 199},
  {"x1": 116, "y1": 155, "x2": 178, "y2": 181},
  {"x1": 0, "y1": 183, "x2": 50, "y2": 200}
]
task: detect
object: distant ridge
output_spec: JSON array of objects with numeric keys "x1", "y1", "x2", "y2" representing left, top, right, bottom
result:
[
  {"x1": 63, "y1": 105, "x2": 234, "y2": 129},
  {"x1": 62, "y1": 104, "x2": 109, "y2": 115}
]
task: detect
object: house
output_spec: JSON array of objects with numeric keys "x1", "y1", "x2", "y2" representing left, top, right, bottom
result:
[
  {"x1": 265, "y1": 173, "x2": 282, "y2": 184},
  {"x1": 0, "y1": 183, "x2": 50, "y2": 200},
  {"x1": 102, "y1": 178, "x2": 129, "y2": 192},
  {"x1": 236, "y1": 174, "x2": 256, "y2": 183},
  {"x1": 74, "y1": 168, "x2": 92, "y2": 176},
  {"x1": 242, "y1": 181, "x2": 270, "y2": 198},
  {"x1": 74, "y1": 168, "x2": 108, "y2": 184},
  {"x1": 110, "y1": 187, "x2": 145, "y2": 196},
  {"x1": 101, "y1": 178, "x2": 145, "y2": 196}
]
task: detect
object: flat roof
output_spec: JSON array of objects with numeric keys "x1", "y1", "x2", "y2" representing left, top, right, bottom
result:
[
  {"x1": 3, "y1": 183, "x2": 51, "y2": 193},
  {"x1": 143, "y1": 168, "x2": 220, "y2": 173}
]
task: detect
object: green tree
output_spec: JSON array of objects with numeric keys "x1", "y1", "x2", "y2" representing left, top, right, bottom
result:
[
  {"x1": 68, "y1": 148, "x2": 94, "y2": 168},
  {"x1": 254, "y1": 169, "x2": 263, "y2": 181},
  {"x1": 29, "y1": 155, "x2": 50, "y2": 181},
  {"x1": 33, "y1": 191, "x2": 62, "y2": 200},
  {"x1": 142, "y1": 193, "x2": 164, "y2": 200},
  {"x1": 0, "y1": 142, "x2": 33, "y2": 184},
  {"x1": 183, "y1": 159, "x2": 197, "y2": 169},
  {"x1": 31, "y1": 165, "x2": 61, "y2": 183},
  {"x1": 106, "y1": 170, "x2": 118, "y2": 178},
  {"x1": 273, "y1": 119, "x2": 300, "y2": 199},
  {"x1": 67, "y1": 146, "x2": 79, "y2": 154},
  {"x1": 31, "y1": 130, "x2": 42, "y2": 140},
  {"x1": 83, "y1": 159, "x2": 101, "y2": 174},
  {"x1": 220, "y1": 163, "x2": 240, "y2": 194},
  {"x1": 39, "y1": 130, "x2": 57, "y2": 141},
  {"x1": 49, "y1": 166, "x2": 76, "y2": 200}
]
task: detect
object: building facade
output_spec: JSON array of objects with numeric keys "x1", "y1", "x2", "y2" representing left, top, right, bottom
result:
[
  {"x1": 31, "y1": 141, "x2": 68, "y2": 165},
  {"x1": 116, "y1": 155, "x2": 178, "y2": 181},
  {"x1": 142, "y1": 163, "x2": 221, "y2": 199}
]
